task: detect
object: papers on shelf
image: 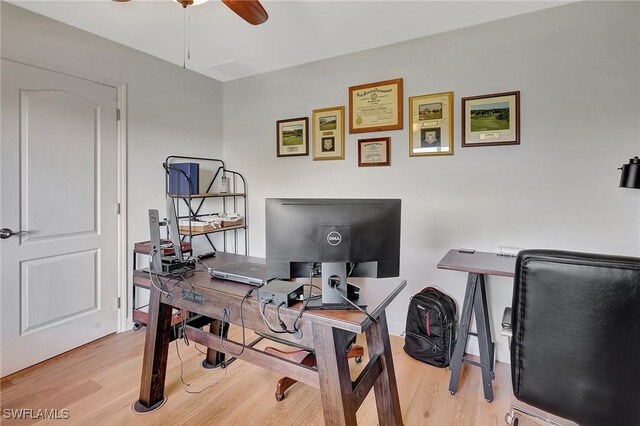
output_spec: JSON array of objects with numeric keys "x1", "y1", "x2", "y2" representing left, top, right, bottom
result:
[{"x1": 178, "y1": 214, "x2": 244, "y2": 232}]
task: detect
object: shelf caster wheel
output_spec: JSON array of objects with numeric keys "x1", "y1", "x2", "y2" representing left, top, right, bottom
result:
[
  {"x1": 355, "y1": 356, "x2": 362, "y2": 363},
  {"x1": 275, "y1": 393, "x2": 285, "y2": 402},
  {"x1": 505, "y1": 412, "x2": 518, "y2": 426},
  {"x1": 450, "y1": 391, "x2": 456, "y2": 395},
  {"x1": 133, "y1": 323, "x2": 142, "y2": 331},
  {"x1": 486, "y1": 399, "x2": 493, "y2": 403}
]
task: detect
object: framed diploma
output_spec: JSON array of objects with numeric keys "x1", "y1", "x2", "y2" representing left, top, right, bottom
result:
[
  {"x1": 409, "y1": 91, "x2": 454, "y2": 157},
  {"x1": 276, "y1": 117, "x2": 309, "y2": 157},
  {"x1": 312, "y1": 106, "x2": 345, "y2": 160},
  {"x1": 349, "y1": 78, "x2": 403, "y2": 134},
  {"x1": 358, "y1": 137, "x2": 390, "y2": 167},
  {"x1": 462, "y1": 91, "x2": 520, "y2": 147}
]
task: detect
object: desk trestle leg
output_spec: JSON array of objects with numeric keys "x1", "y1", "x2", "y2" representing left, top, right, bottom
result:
[
  {"x1": 312, "y1": 310, "x2": 403, "y2": 426},
  {"x1": 474, "y1": 274, "x2": 495, "y2": 402},
  {"x1": 133, "y1": 285, "x2": 173, "y2": 413},
  {"x1": 313, "y1": 324, "x2": 358, "y2": 426},
  {"x1": 365, "y1": 311, "x2": 403, "y2": 426},
  {"x1": 448, "y1": 272, "x2": 495, "y2": 402}
]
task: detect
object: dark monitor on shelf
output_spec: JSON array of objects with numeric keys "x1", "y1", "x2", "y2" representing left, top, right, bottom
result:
[{"x1": 265, "y1": 198, "x2": 401, "y2": 309}]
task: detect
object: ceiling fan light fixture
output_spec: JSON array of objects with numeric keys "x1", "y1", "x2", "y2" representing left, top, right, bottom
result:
[{"x1": 173, "y1": 0, "x2": 209, "y2": 8}]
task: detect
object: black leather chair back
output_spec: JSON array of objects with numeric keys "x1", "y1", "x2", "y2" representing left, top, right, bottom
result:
[{"x1": 511, "y1": 250, "x2": 640, "y2": 426}]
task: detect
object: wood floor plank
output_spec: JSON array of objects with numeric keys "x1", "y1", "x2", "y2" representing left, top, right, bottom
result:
[{"x1": 0, "y1": 329, "x2": 576, "y2": 425}]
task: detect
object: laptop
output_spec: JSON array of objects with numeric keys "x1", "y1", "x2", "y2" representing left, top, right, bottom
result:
[{"x1": 209, "y1": 261, "x2": 268, "y2": 286}]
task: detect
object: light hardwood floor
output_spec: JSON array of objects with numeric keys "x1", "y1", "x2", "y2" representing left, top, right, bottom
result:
[{"x1": 1, "y1": 329, "x2": 564, "y2": 425}]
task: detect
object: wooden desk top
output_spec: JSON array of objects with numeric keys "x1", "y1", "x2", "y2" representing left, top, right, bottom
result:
[
  {"x1": 133, "y1": 252, "x2": 406, "y2": 336},
  {"x1": 437, "y1": 249, "x2": 516, "y2": 278}
]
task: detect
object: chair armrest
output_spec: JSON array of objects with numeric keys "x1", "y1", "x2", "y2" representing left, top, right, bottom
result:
[{"x1": 501, "y1": 307, "x2": 512, "y2": 337}]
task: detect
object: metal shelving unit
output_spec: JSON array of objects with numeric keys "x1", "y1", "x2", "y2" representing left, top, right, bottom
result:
[
  {"x1": 132, "y1": 157, "x2": 248, "y2": 330},
  {"x1": 164, "y1": 156, "x2": 248, "y2": 255}
]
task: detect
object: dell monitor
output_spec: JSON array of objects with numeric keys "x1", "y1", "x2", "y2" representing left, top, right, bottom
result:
[{"x1": 265, "y1": 198, "x2": 401, "y2": 309}]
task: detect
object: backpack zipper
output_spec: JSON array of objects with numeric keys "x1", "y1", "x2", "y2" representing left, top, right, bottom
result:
[
  {"x1": 425, "y1": 311, "x2": 431, "y2": 336},
  {"x1": 414, "y1": 294, "x2": 452, "y2": 323},
  {"x1": 422, "y1": 290, "x2": 457, "y2": 320},
  {"x1": 405, "y1": 331, "x2": 442, "y2": 353}
]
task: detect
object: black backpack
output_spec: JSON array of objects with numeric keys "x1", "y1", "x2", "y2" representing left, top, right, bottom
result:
[{"x1": 403, "y1": 287, "x2": 457, "y2": 368}]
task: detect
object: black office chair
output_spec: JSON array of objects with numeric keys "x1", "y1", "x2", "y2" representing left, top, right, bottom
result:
[{"x1": 504, "y1": 249, "x2": 640, "y2": 426}]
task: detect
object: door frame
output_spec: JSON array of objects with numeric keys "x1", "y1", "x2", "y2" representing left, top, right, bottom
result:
[{"x1": 1, "y1": 57, "x2": 130, "y2": 333}]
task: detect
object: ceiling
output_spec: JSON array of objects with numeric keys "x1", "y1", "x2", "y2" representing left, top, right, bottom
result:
[{"x1": 9, "y1": 0, "x2": 572, "y2": 82}]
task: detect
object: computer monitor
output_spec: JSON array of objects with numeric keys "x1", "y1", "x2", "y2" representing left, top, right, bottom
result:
[{"x1": 265, "y1": 198, "x2": 401, "y2": 309}]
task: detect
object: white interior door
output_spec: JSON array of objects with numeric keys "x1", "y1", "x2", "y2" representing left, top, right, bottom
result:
[{"x1": 0, "y1": 60, "x2": 119, "y2": 377}]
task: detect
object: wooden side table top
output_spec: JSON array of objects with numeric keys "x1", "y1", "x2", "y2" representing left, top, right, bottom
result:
[{"x1": 437, "y1": 249, "x2": 516, "y2": 278}]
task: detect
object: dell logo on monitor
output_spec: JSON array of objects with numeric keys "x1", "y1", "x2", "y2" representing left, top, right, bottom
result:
[{"x1": 327, "y1": 231, "x2": 342, "y2": 246}]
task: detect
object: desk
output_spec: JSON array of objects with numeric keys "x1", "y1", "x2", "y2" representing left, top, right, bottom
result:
[
  {"x1": 437, "y1": 249, "x2": 516, "y2": 402},
  {"x1": 134, "y1": 252, "x2": 406, "y2": 426}
]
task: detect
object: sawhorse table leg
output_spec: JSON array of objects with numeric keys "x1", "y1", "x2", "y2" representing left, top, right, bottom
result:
[
  {"x1": 133, "y1": 284, "x2": 172, "y2": 413},
  {"x1": 448, "y1": 272, "x2": 495, "y2": 402},
  {"x1": 313, "y1": 311, "x2": 403, "y2": 426}
]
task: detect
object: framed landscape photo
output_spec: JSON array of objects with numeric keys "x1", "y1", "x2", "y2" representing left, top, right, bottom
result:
[
  {"x1": 276, "y1": 117, "x2": 309, "y2": 157},
  {"x1": 409, "y1": 91, "x2": 454, "y2": 157},
  {"x1": 358, "y1": 137, "x2": 390, "y2": 167},
  {"x1": 349, "y1": 78, "x2": 403, "y2": 134},
  {"x1": 462, "y1": 91, "x2": 520, "y2": 147},
  {"x1": 313, "y1": 106, "x2": 345, "y2": 160}
]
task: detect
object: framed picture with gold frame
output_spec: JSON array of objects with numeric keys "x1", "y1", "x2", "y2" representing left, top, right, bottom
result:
[
  {"x1": 349, "y1": 78, "x2": 403, "y2": 134},
  {"x1": 312, "y1": 106, "x2": 345, "y2": 160},
  {"x1": 409, "y1": 91, "x2": 454, "y2": 157}
]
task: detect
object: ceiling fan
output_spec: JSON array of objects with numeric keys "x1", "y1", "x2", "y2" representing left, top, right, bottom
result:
[{"x1": 113, "y1": 0, "x2": 268, "y2": 25}]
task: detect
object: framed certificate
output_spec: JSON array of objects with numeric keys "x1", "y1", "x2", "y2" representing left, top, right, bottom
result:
[
  {"x1": 312, "y1": 106, "x2": 345, "y2": 160},
  {"x1": 349, "y1": 78, "x2": 403, "y2": 134},
  {"x1": 462, "y1": 91, "x2": 520, "y2": 147},
  {"x1": 358, "y1": 137, "x2": 390, "y2": 167},
  {"x1": 409, "y1": 91, "x2": 454, "y2": 157}
]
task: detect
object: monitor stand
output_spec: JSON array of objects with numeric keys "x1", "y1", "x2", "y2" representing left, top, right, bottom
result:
[
  {"x1": 305, "y1": 262, "x2": 366, "y2": 310},
  {"x1": 148, "y1": 209, "x2": 194, "y2": 276}
]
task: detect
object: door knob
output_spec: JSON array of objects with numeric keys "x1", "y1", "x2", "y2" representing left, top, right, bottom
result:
[{"x1": 0, "y1": 228, "x2": 27, "y2": 239}]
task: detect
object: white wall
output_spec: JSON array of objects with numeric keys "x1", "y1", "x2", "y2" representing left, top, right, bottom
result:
[
  {"x1": 3, "y1": 1, "x2": 638, "y2": 363},
  {"x1": 223, "y1": 1, "x2": 640, "y2": 362},
  {"x1": 1, "y1": 2, "x2": 224, "y2": 323}
]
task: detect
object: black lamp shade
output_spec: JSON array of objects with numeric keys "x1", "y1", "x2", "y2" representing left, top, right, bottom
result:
[{"x1": 619, "y1": 156, "x2": 640, "y2": 188}]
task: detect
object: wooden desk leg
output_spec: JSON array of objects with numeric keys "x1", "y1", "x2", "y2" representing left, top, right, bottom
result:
[
  {"x1": 448, "y1": 272, "x2": 479, "y2": 395},
  {"x1": 365, "y1": 311, "x2": 403, "y2": 426},
  {"x1": 202, "y1": 320, "x2": 228, "y2": 369},
  {"x1": 133, "y1": 285, "x2": 173, "y2": 413},
  {"x1": 313, "y1": 323, "x2": 357, "y2": 426},
  {"x1": 474, "y1": 274, "x2": 495, "y2": 402}
]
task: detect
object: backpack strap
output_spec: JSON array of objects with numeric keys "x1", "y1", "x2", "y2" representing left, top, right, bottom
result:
[{"x1": 421, "y1": 287, "x2": 442, "y2": 297}]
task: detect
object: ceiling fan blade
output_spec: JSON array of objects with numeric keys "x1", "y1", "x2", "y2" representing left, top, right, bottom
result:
[{"x1": 221, "y1": 0, "x2": 268, "y2": 25}]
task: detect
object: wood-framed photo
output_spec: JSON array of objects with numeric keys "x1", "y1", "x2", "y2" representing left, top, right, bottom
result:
[
  {"x1": 409, "y1": 91, "x2": 454, "y2": 157},
  {"x1": 312, "y1": 106, "x2": 345, "y2": 160},
  {"x1": 462, "y1": 91, "x2": 520, "y2": 147},
  {"x1": 276, "y1": 117, "x2": 309, "y2": 157},
  {"x1": 358, "y1": 137, "x2": 390, "y2": 167},
  {"x1": 349, "y1": 78, "x2": 403, "y2": 134}
]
